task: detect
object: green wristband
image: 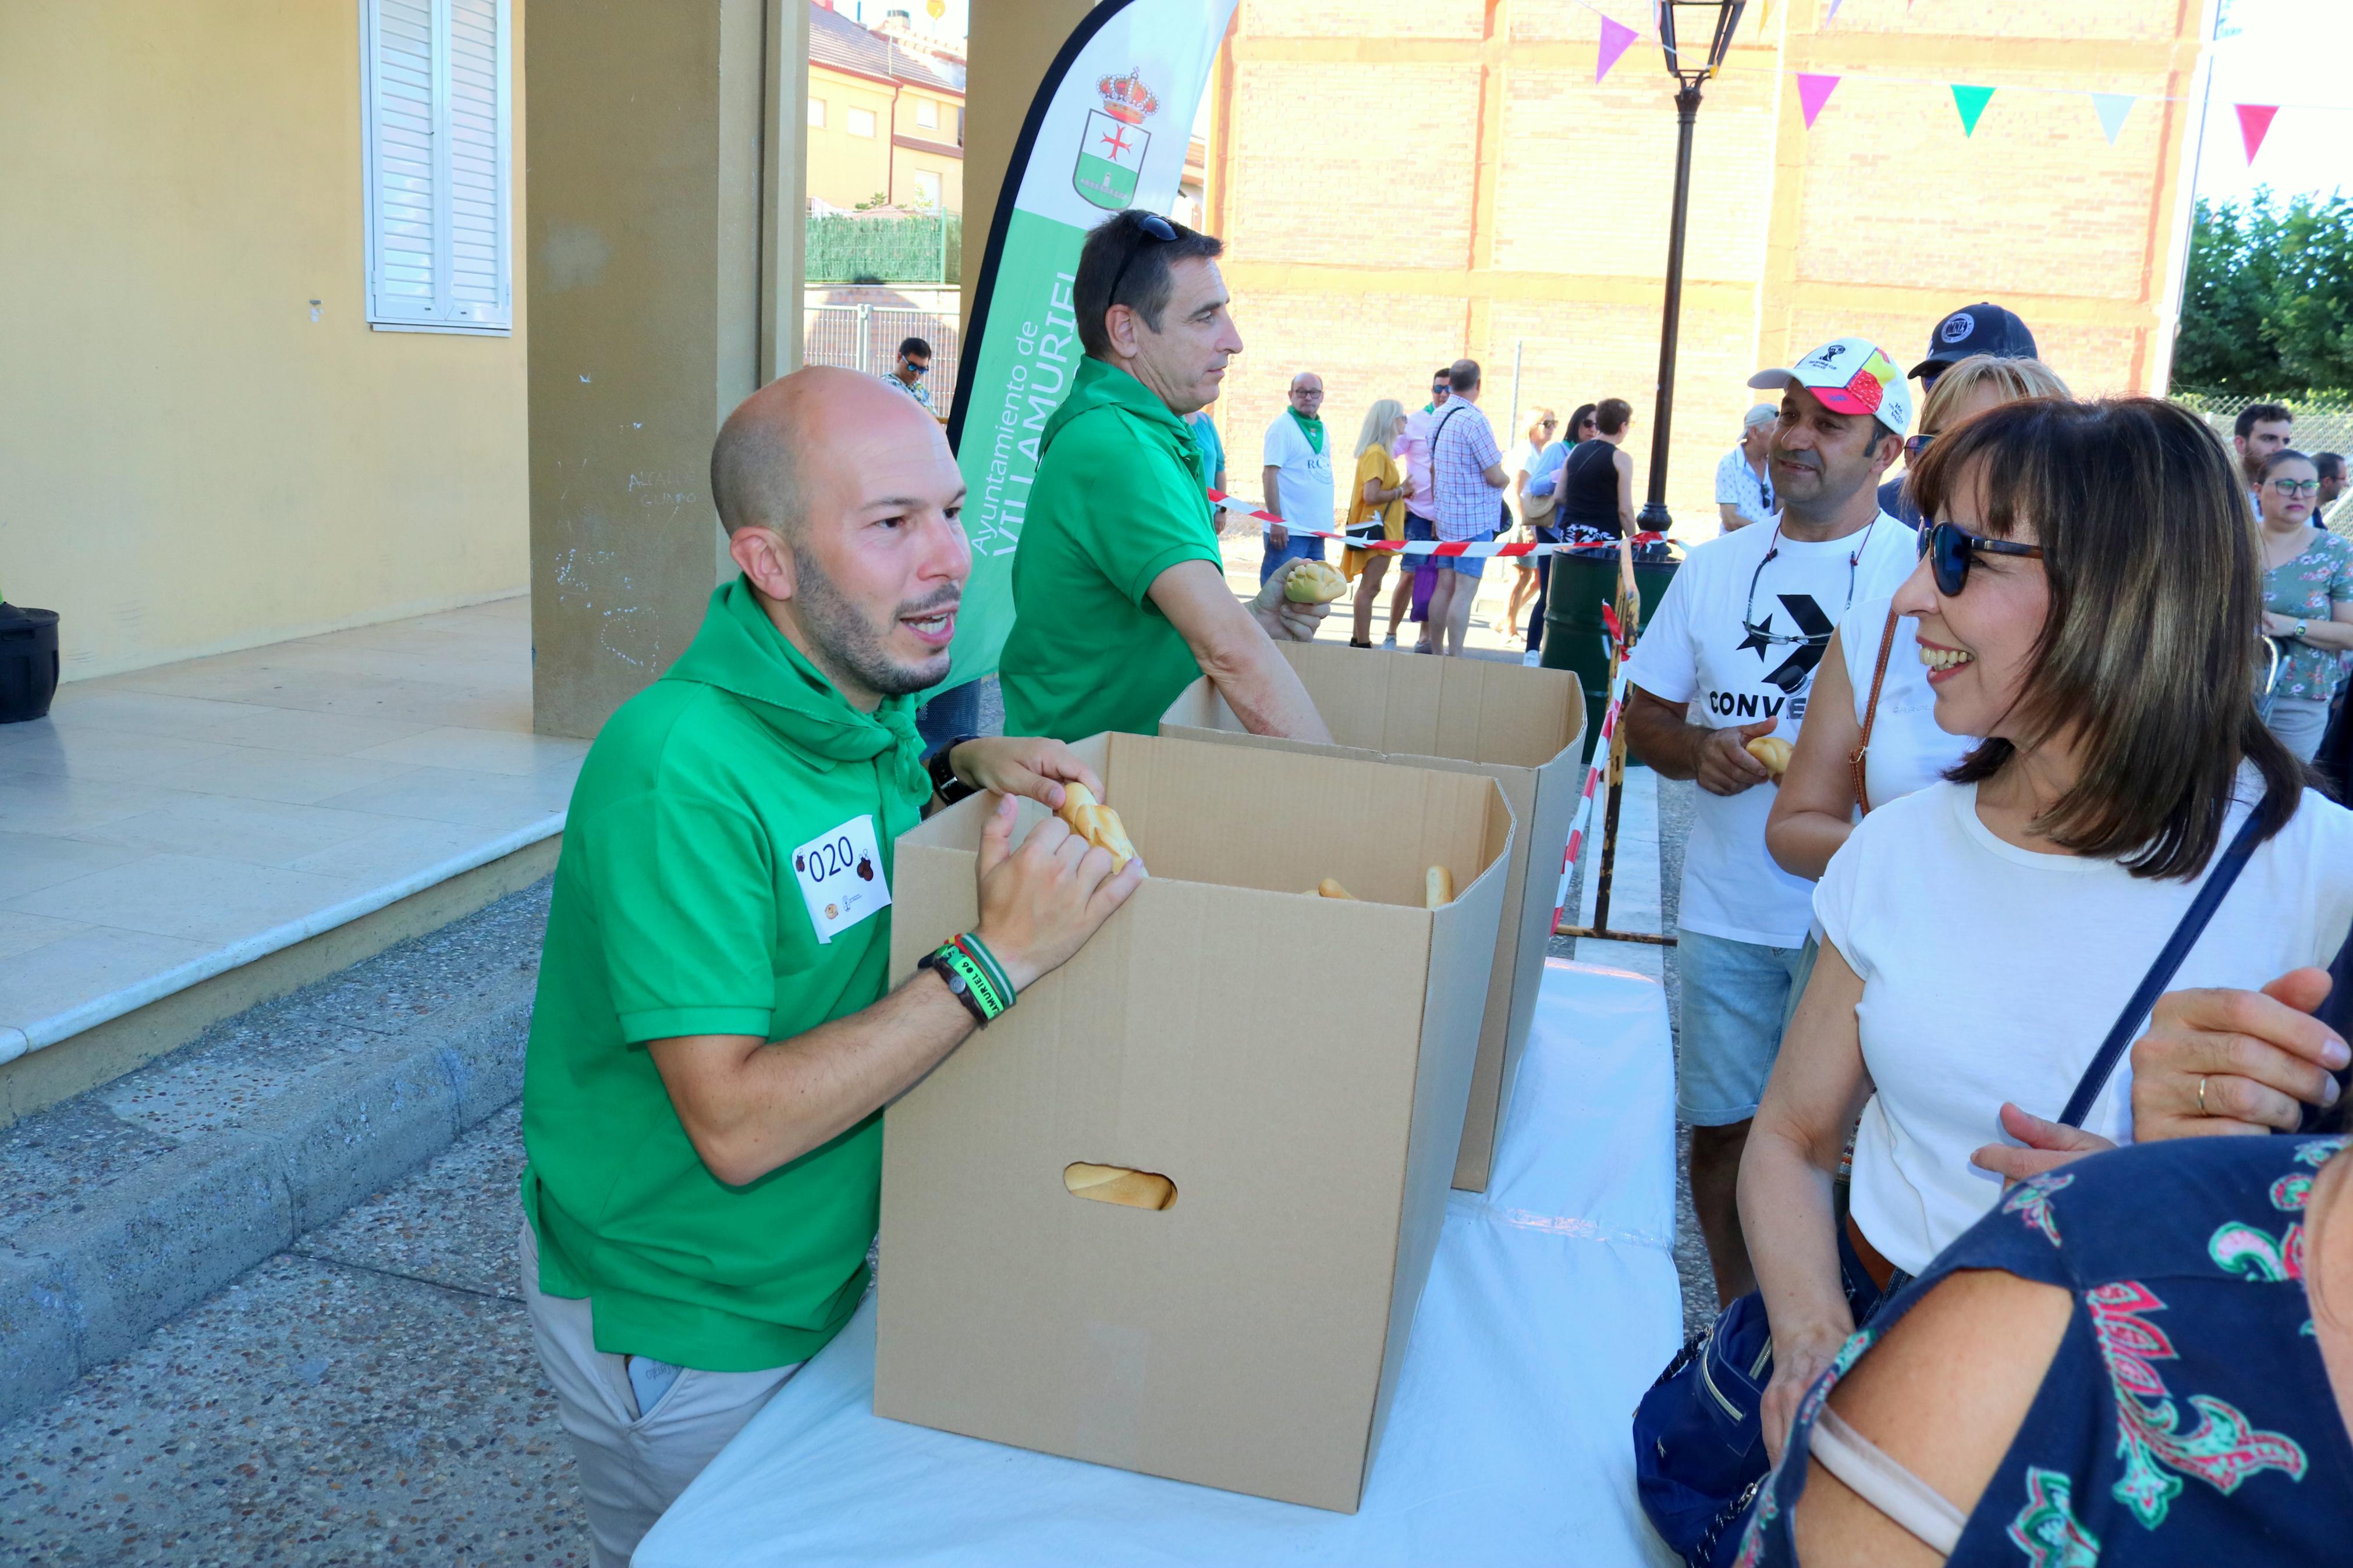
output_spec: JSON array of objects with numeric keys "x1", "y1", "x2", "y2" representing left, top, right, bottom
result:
[
  {"x1": 953, "y1": 933, "x2": 1016, "y2": 1008},
  {"x1": 935, "y1": 941, "x2": 1007, "y2": 1021}
]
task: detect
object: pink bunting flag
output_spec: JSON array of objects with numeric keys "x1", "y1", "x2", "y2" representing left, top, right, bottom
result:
[
  {"x1": 2237, "y1": 103, "x2": 2280, "y2": 165},
  {"x1": 1797, "y1": 73, "x2": 1840, "y2": 129},
  {"x1": 1596, "y1": 16, "x2": 1640, "y2": 83}
]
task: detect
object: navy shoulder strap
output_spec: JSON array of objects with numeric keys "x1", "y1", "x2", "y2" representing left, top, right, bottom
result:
[{"x1": 2057, "y1": 796, "x2": 2276, "y2": 1128}]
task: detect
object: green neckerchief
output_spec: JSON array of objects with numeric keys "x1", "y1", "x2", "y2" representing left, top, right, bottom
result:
[
  {"x1": 1287, "y1": 407, "x2": 1325, "y2": 455},
  {"x1": 662, "y1": 578, "x2": 931, "y2": 812}
]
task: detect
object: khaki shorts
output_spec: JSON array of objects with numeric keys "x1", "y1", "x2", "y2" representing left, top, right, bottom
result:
[{"x1": 520, "y1": 1223, "x2": 803, "y2": 1568}]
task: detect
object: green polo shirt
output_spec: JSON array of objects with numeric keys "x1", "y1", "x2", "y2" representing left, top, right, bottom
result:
[
  {"x1": 520, "y1": 578, "x2": 933, "y2": 1372},
  {"x1": 1000, "y1": 356, "x2": 1225, "y2": 741}
]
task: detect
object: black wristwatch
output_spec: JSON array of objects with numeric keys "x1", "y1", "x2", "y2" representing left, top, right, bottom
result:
[
  {"x1": 927, "y1": 734, "x2": 983, "y2": 806},
  {"x1": 917, "y1": 947, "x2": 991, "y2": 1026}
]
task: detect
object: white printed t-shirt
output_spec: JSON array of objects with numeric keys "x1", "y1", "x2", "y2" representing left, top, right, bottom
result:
[
  {"x1": 1261, "y1": 413, "x2": 1335, "y2": 534},
  {"x1": 1817, "y1": 774, "x2": 2353, "y2": 1275},
  {"x1": 1624, "y1": 514, "x2": 1917, "y2": 947}
]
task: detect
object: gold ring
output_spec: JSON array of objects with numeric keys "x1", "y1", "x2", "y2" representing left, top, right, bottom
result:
[{"x1": 2198, "y1": 1075, "x2": 2209, "y2": 1117}]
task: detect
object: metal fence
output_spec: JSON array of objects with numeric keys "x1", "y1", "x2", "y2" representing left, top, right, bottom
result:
[
  {"x1": 804, "y1": 304, "x2": 961, "y2": 413},
  {"x1": 2172, "y1": 389, "x2": 2353, "y2": 530},
  {"x1": 805, "y1": 214, "x2": 963, "y2": 285}
]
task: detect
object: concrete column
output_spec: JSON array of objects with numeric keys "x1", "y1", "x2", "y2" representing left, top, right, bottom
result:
[
  {"x1": 527, "y1": 0, "x2": 808, "y2": 739},
  {"x1": 959, "y1": 0, "x2": 1097, "y2": 307}
]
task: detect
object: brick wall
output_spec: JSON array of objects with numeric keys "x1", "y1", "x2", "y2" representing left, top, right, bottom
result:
[{"x1": 1204, "y1": 0, "x2": 2203, "y2": 537}]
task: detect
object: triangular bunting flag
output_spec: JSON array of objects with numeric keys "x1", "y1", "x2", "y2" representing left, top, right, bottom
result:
[
  {"x1": 1826, "y1": 0, "x2": 1844, "y2": 20},
  {"x1": 1951, "y1": 84, "x2": 1995, "y2": 137},
  {"x1": 1797, "y1": 73, "x2": 1840, "y2": 129},
  {"x1": 2237, "y1": 103, "x2": 2280, "y2": 164},
  {"x1": 1596, "y1": 15, "x2": 1639, "y2": 83},
  {"x1": 2091, "y1": 93, "x2": 2134, "y2": 145},
  {"x1": 1758, "y1": 0, "x2": 1772, "y2": 30}
]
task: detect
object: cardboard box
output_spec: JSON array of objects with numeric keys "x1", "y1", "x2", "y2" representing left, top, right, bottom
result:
[
  {"x1": 1159, "y1": 642, "x2": 1586, "y2": 1192},
  {"x1": 878, "y1": 732, "x2": 1511, "y2": 1512}
]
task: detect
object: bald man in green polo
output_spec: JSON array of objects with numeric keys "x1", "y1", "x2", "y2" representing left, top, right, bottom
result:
[
  {"x1": 999, "y1": 211, "x2": 1335, "y2": 745},
  {"x1": 519, "y1": 368, "x2": 1143, "y2": 1566}
]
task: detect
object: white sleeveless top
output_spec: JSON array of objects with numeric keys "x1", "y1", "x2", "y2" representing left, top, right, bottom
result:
[{"x1": 1839, "y1": 593, "x2": 1972, "y2": 812}]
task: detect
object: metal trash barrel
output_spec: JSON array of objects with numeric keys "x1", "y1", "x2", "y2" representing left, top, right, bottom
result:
[
  {"x1": 0, "y1": 605, "x2": 59, "y2": 724},
  {"x1": 1539, "y1": 548, "x2": 1680, "y2": 760}
]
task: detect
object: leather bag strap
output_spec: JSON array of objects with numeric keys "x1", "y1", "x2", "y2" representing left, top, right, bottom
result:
[{"x1": 1848, "y1": 608, "x2": 1901, "y2": 816}]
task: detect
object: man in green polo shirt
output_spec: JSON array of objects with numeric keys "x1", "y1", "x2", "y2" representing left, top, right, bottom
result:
[
  {"x1": 519, "y1": 367, "x2": 1144, "y2": 1566},
  {"x1": 999, "y1": 210, "x2": 1336, "y2": 744}
]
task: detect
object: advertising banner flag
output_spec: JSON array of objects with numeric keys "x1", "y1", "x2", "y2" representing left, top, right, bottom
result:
[{"x1": 943, "y1": 0, "x2": 1238, "y2": 688}]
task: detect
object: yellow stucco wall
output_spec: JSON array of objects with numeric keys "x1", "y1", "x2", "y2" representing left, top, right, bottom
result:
[
  {"x1": 807, "y1": 65, "x2": 904, "y2": 208},
  {"x1": 1, "y1": 0, "x2": 530, "y2": 681}
]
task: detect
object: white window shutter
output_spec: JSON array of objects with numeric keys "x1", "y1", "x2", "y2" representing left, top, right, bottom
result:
[{"x1": 364, "y1": 0, "x2": 511, "y2": 330}]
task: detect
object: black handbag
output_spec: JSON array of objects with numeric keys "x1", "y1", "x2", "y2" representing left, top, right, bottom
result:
[{"x1": 1631, "y1": 792, "x2": 2277, "y2": 1566}]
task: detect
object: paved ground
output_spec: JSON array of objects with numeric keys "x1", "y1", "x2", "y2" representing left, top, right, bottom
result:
[
  {"x1": 1, "y1": 693, "x2": 1702, "y2": 1565},
  {"x1": 0, "y1": 887, "x2": 585, "y2": 1567}
]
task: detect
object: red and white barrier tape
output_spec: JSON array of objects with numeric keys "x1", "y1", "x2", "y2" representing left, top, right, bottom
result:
[
  {"x1": 1205, "y1": 489, "x2": 1665, "y2": 559},
  {"x1": 1552, "y1": 603, "x2": 1632, "y2": 930}
]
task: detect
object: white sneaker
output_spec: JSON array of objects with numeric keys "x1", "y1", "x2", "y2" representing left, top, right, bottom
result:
[
  {"x1": 1382, "y1": 633, "x2": 1397, "y2": 648},
  {"x1": 1521, "y1": 650, "x2": 1542, "y2": 667}
]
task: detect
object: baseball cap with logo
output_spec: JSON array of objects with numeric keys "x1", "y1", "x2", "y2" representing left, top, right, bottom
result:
[
  {"x1": 1747, "y1": 337, "x2": 1913, "y2": 437},
  {"x1": 1910, "y1": 303, "x2": 2038, "y2": 381}
]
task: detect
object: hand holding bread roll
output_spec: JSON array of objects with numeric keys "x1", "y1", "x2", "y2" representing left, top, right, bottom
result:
[
  {"x1": 1744, "y1": 736, "x2": 1794, "y2": 779},
  {"x1": 1055, "y1": 782, "x2": 1137, "y2": 873},
  {"x1": 1282, "y1": 558, "x2": 1348, "y2": 603}
]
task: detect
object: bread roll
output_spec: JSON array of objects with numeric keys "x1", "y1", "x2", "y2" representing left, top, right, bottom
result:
[
  {"x1": 1316, "y1": 877, "x2": 1354, "y2": 899},
  {"x1": 1064, "y1": 1162, "x2": 1177, "y2": 1211},
  {"x1": 1055, "y1": 782, "x2": 1137, "y2": 872},
  {"x1": 1425, "y1": 866, "x2": 1454, "y2": 908},
  {"x1": 1283, "y1": 559, "x2": 1348, "y2": 603},
  {"x1": 1745, "y1": 736, "x2": 1794, "y2": 778}
]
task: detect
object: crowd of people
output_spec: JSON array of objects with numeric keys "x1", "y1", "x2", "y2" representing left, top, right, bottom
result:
[
  {"x1": 502, "y1": 200, "x2": 2352, "y2": 1567},
  {"x1": 1614, "y1": 304, "x2": 2353, "y2": 1562}
]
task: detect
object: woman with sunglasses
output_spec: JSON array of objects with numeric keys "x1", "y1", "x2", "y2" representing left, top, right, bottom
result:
[
  {"x1": 1766, "y1": 355, "x2": 2074, "y2": 887},
  {"x1": 1741, "y1": 396, "x2": 2353, "y2": 1471},
  {"x1": 2253, "y1": 449, "x2": 2353, "y2": 762}
]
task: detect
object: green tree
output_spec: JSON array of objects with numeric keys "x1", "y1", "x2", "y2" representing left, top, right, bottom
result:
[{"x1": 2174, "y1": 191, "x2": 2353, "y2": 397}]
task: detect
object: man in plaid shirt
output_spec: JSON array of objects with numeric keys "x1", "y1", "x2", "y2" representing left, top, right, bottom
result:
[{"x1": 1425, "y1": 358, "x2": 1509, "y2": 656}]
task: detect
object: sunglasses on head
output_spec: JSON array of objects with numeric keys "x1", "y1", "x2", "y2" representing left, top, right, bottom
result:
[
  {"x1": 1919, "y1": 520, "x2": 2042, "y2": 596},
  {"x1": 1105, "y1": 212, "x2": 1181, "y2": 315}
]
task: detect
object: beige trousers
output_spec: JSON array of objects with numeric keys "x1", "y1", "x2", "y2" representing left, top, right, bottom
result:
[{"x1": 519, "y1": 1223, "x2": 802, "y2": 1567}]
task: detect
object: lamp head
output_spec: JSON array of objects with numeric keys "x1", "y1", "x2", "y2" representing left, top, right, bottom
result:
[{"x1": 1659, "y1": 0, "x2": 1747, "y2": 89}]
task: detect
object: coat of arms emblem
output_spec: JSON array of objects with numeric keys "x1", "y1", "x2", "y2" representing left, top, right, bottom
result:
[{"x1": 1075, "y1": 70, "x2": 1157, "y2": 211}]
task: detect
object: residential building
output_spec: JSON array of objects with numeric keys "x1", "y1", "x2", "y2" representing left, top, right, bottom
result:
[{"x1": 807, "y1": 1, "x2": 965, "y2": 212}]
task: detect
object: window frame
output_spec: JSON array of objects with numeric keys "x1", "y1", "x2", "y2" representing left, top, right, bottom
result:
[
  {"x1": 914, "y1": 95, "x2": 938, "y2": 130},
  {"x1": 847, "y1": 105, "x2": 878, "y2": 139},
  {"x1": 359, "y1": 0, "x2": 515, "y2": 336},
  {"x1": 808, "y1": 96, "x2": 826, "y2": 129}
]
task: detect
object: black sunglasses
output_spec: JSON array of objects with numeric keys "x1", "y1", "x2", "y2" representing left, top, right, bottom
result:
[
  {"x1": 1105, "y1": 212, "x2": 1180, "y2": 316},
  {"x1": 1919, "y1": 520, "x2": 2042, "y2": 596}
]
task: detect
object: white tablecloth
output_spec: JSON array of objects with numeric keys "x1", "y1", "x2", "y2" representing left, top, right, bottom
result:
[{"x1": 637, "y1": 958, "x2": 1685, "y2": 1568}]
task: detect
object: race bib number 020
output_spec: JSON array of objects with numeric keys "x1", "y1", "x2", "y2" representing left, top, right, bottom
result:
[{"x1": 792, "y1": 815, "x2": 890, "y2": 945}]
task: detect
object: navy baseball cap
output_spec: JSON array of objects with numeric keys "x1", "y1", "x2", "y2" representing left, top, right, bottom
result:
[{"x1": 1910, "y1": 303, "x2": 2039, "y2": 381}]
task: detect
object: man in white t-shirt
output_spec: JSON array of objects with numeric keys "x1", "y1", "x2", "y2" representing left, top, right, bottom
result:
[
  {"x1": 1260, "y1": 371, "x2": 1335, "y2": 585},
  {"x1": 1623, "y1": 335, "x2": 1917, "y2": 1305}
]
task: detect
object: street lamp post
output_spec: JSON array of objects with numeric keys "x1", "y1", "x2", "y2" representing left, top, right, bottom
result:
[{"x1": 1634, "y1": 0, "x2": 1747, "y2": 534}]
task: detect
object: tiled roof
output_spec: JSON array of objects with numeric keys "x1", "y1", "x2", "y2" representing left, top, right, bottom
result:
[{"x1": 809, "y1": 3, "x2": 963, "y2": 93}]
